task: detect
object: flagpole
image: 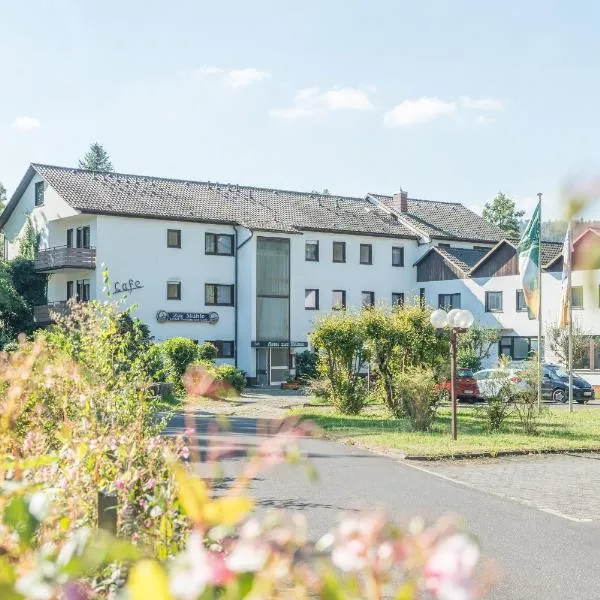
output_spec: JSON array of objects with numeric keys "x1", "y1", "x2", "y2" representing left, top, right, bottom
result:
[
  {"x1": 537, "y1": 192, "x2": 543, "y2": 411},
  {"x1": 567, "y1": 220, "x2": 573, "y2": 413}
]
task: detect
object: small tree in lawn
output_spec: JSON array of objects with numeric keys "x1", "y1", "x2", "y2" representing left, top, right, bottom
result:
[
  {"x1": 79, "y1": 142, "x2": 114, "y2": 172},
  {"x1": 482, "y1": 192, "x2": 525, "y2": 238},
  {"x1": 546, "y1": 321, "x2": 590, "y2": 368},
  {"x1": 310, "y1": 311, "x2": 369, "y2": 414},
  {"x1": 457, "y1": 323, "x2": 500, "y2": 371}
]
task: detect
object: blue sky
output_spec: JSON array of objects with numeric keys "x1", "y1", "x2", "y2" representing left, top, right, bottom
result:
[{"x1": 1, "y1": 0, "x2": 600, "y2": 219}]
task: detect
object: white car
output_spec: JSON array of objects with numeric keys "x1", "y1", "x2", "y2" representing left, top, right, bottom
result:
[{"x1": 473, "y1": 368, "x2": 530, "y2": 399}]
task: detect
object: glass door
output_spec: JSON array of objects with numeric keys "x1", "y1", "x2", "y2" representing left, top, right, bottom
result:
[
  {"x1": 270, "y1": 348, "x2": 289, "y2": 385},
  {"x1": 256, "y1": 348, "x2": 269, "y2": 386}
]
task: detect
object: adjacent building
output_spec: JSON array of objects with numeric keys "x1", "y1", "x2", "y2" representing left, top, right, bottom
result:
[{"x1": 1, "y1": 163, "x2": 599, "y2": 384}]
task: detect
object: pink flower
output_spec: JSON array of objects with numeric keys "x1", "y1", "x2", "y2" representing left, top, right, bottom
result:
[
  {"x1": 180, "y1": 447, "x2": 190, "y2": 460},
  {"x1": 425, "y1": 534, "x2": 479, "y2": 600},
  {"x1": 115, "y1": 478, "x2": 126, "y2": 491},
  {"x1": 145, "y1": 478, "x2": 156, "y2": 490}
]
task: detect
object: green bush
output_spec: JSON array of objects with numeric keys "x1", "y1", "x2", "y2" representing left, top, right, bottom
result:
[
  {"x1": 213, "y1": 363, "x2": 247, "y2": 394},
  {"x1": 295, "y1": 350, "x2": 318, "y2": 381},
  {"x1": 160, "y1": 337, "x2": 201, "y2": 390},
  {"x1": 197, "y1": 341, "x2": 219, "y2": 362},
  {"x1": 393, "y1": 366, "x2": 439, "y2": 430},
  {"x1": 310, "y1": 311, "x2": 369, "y2": 414}
]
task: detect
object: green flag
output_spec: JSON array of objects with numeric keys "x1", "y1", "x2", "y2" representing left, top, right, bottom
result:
[{"x1": 517, "y1": 201, "x2": 541, "y2": 319}]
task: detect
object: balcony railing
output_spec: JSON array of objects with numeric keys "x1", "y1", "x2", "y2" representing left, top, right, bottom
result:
[
  {"x1": 34, "y1": 246, "x2": 96, "y2": 272},
  {"x1": 33, "y1": 302, "x2": 71, "y2": 325}
]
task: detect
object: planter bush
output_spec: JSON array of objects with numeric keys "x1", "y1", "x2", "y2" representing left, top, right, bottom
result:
[{"x1": 394, "y1": 366, "x2": 439, "y2": 431}]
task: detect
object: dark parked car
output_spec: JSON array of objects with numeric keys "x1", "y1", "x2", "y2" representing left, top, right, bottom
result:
[
  {"x1": 542, "y1": 364, "x2": 595, "y2": 404},
  {"x1": 443, "y1": 368, "x2": 481, "y2": 403}
]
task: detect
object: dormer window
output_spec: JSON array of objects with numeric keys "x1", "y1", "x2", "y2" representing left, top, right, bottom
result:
[{"x1": 34, "y1": 181, "x2": 45, "y2": 206}]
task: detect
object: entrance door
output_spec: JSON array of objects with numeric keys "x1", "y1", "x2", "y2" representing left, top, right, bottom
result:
[
  {"x1": 256, "y1": 348, "x2": 269, "y2": 386},
  {"x1": 269, "y1": 348, "x2": 290, "y2": 385}
]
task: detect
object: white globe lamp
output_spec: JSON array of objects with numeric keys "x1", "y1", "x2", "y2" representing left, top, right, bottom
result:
[
  {"x1": 430, "y1": 309, "x2": 449, "y2": 329},
  {"x1": 456, "y1": 309, "x2": 474, "y2": 329},
  {"x1": 446, "y1": 309, "x2": 462, "y2": 328}
]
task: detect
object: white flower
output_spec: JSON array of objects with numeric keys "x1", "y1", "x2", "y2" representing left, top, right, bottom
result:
[
  {"x1": 169, "y1": 532, "x2": 211, "y2": 600},
  {"x1": 28, "y1": 492, "x2": 50, "y2": 521},
  {"x1": 225, "y1": 542, "x2": 268, "y2": 573},
  {"x1": 331, "y1": 541, "x2": 367, "y2": 572},
  {"x1": 149, "y1": 505, "x2": 162, "y2": 519}
]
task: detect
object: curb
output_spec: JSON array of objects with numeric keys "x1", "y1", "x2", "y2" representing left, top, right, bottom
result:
[{"x1": 402, "y1": 446, "x2": 600, "y2": 461}]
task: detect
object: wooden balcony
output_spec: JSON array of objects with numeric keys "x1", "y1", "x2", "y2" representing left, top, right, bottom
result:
[
  {"x1": 33, "y1": 302, "x2": 70, "y2": 326},
  {"x1": 34, "y1": 246, "x2": 96, "y2": 272}
]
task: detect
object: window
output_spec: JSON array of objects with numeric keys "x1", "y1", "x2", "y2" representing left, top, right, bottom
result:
[
  {"x1": 76, "y1": 226, "x2": 90, "y2": 249},
  {"x1": 205, "y1": 233, "x2": 234, "y2": 256},
  {"x1": 485, "y1": 291, "x2": 503, "y2": 312},
  {"x1": 361, "y1": 291, "x2": 375, "y2": 307},
  {"x1": 34, "y1": 181, "x2": 45, "y2": 206},
  {"x1": 66, "y1": 229, "x2": 73, "y2": 248},
  {"x1": 516, "y1": 289, "x2": 527, "y2": 312},
  {"x1": 332, "y1": 241, "x2": 346, "y2": 263},
  {"x1": 66, "y1": 280, "x2": 74, "y2": 300},
  {"x1": 76, "y1": 279, "x2": 90, "y2": 302},
  {"x1": 304, "y1": 289, "x2": 319, "y2": 310},
  {"x1": 205, "y1": 283, "x2": 234, "y2": 306},
  {"x1": 438, "y1": 243, "x2": 451, "y2": 248},
  {"x1": 572, "y1": 286, "x2": 584, "y2": 309},
  {"x1": 167, "y1": 281, "x2": 181, "y2": 300},
  {"x1": 419, "y1": 288, "x2": 426, "y2": 307},
  {"x1": 209, "y1": 340, "x2": 235, "y2": 359},
  {"x1": 392, "y1": 292, "x2": 404, "y2": 307},
  {"x1": 360, "y1": 244, "x2": 372, "y2": 265},
  {"x1": 332, "y1": 290, "x2": 346, "y2": 310},
  {"x1": 305, "y1": 240, "x2": 319, "y2": 261},
  {"x1": 392, "y1": 246, "x2": 404, "y2": 267},
  {"x1": 167, "y1": 229, "x2": 181, "y2": 248},
  {"x1": 499, "y1": 336, "x2": 540, "y2": 361},
  {"x1": 438, "y1": 293, "x2": 461, "y2": 310},
  {"x1": 474, "y1": 245, "x2": 490, "y2": 252}
]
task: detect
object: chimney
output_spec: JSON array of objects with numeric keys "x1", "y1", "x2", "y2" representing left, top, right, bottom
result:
[{"x1": 392, "y1": 189, "x2": 408, "y2": 212}]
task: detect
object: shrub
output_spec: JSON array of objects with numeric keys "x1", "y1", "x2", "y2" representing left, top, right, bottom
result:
[
  {"x1": 513, "y1": 359, "x2": 544, "y2": 434},
  {"x1": 310, "y1": 312, "x2": 369, "y2": 414},
  {"x1": 295, "y1": 349, "x2": 318, "y2": 381},
  {"x1": 393, "y1": 366, "x2": 439, "y2": 430},
  {"x1": 213, "y1": 363, "x2": 247, "y2": 394},
  {"x1": 456, "y1": 324, "x2": 500, "y2": 372},
  {"x1": 307, "y1": 377, "x2": 330, "y2": 401},
  {"x1": 160, "y1": 337, "x2": 202, "y2": 391},
  {"x1": 197, "y1": 341, "x2": 219, "y2": 362}
]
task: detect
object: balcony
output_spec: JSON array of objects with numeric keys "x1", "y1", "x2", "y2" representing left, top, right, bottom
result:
[
  {"x1": 33, "y1": 302, "x2": 71, "y2": 326},
  {"x1": 34, "y1": 246, "x2": 96, "y2": 272}
]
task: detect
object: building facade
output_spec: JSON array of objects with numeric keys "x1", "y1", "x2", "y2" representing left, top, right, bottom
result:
[{"x1": 2, "y1": 163, "x2": 599, "y2": 385}]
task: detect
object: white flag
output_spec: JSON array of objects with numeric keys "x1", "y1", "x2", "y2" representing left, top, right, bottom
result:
[{"x1": 559, "y1": 223, "x2": 573, "y2": 327}]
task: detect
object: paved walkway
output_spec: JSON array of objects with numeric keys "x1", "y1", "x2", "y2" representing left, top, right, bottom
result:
[{"x1": 166, "y1": 411, "x2": 600, "y2": 600}]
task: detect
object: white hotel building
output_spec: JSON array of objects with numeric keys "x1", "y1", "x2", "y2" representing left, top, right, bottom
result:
[{"x1": 1, "y1": 164, "x2": 600, "y2": 385}]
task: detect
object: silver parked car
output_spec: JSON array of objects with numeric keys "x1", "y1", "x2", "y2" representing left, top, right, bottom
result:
[{"x1": 473, "y1": 368, "x2": 529, "y2": 399}]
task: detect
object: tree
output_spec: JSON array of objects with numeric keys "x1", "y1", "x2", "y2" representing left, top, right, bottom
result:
[
  {"x1": 457, "y1": 324, "x2": 500, "y2": 371},
  {"x1": 546, "y1": 321, "x2": 591, "y2": 368},
  {"x1": 78, "y1": 142, "x2": 114, "y2": 172},
  {"x1": 0, "y1": 181, "x2": 6, "y2": 211},
  {"x1": 18, "y1": 215, "x2": 39, "y2": 260},
  {"x1": 0, "y1": 262, "x2": 31, "y2": 347},
  {"x1": 482, "y1": 192, "x2": 525, "y2": 238}
]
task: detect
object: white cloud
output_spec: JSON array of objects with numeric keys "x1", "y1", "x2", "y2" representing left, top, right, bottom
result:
[
  {"x1": 184, "y1": 66, "x2": 270, "y2": 87},
  {"x1": 12, "y1": 116, "x2": 41, "y2": 130},
  {"x1": 383, "y1": 97, "x2": 456, "y2": 127},
  {"x1": 460, "y1": 96, "x2": 503, "y2": 111},
  {"x1": 270, "y1": 86, "x2": 374, "y2": 120},
  {"x1": 474, "y1": 115, "x2": 497, "y2": 125},
  {"x1": 225, "y1": 68, "x2": 270, "y2": 88}
]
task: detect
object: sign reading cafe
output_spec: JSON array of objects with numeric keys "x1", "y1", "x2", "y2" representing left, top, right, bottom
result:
[
  {"x1": 251, "y1": 341, "x2": 308, "y2": 348},
  {"x1": 113, "y1": 279, "x2": 144, "y2": 295},
  {"x1": 156, "y1": 310, "x2": 219, "y2": 324}
]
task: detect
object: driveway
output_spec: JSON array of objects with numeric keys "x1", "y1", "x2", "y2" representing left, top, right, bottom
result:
[{"x1": 166, "y1": 411, "x2": 600, "y2": 600}]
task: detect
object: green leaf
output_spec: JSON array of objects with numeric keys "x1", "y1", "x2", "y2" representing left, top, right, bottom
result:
[{"x1": 3, "y1": 495, "x2": 38, "y2": 546}]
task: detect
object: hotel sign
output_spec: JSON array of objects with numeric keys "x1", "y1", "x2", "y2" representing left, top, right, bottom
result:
[
  {"x1": 156, "y1": 310, "x2": 219, "y2": 324},
  {"x1": 251, "y1": 341, "x2": 308, "y2": 348}
]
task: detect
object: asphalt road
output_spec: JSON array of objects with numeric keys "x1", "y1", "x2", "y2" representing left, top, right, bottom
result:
[{"x1": 166, "y1": 412, "x2": 600, "y2": 600}]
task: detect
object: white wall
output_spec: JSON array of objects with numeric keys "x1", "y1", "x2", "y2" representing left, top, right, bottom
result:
[
  {"x1": 94, "y1": 215, "x2": 238, "y2": 357},
  {"x1": 3, "y1": 174, "x2": 77, "y2": 259}
]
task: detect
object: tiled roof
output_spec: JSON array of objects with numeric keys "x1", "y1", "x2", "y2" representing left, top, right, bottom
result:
[
  {"x1": 540, "y1": 241, "x2": 563, "y2": 266},
  {"x1": 436, "y1": 246, "x2": 490, "y2": 273},
  {"x1": 369, "y1": 193, "x2": 506, "y2": 242},
  {"x1": 31, "y1": 164, "x2": 418, "y2": 239}
]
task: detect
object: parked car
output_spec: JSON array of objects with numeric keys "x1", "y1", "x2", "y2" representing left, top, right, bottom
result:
[
  {"x1": 542, "y1": 364, "x2": 595, "y2": 404},
  {"x1": 443, "y1": 368, "x2": 481, "y2": 402},
  {"x1": 473, "y1": 368, "x2": 529, "y2": 399}
]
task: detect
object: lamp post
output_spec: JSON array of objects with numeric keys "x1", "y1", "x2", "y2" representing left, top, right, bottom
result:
[{"x1": 430, "y1": 308, "x2": 474, "y2": 441}]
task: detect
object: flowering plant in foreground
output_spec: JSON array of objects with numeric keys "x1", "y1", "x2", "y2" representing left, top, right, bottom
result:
[{"x1": 0, "y1": 334, "x2": 487, "y2": 598}]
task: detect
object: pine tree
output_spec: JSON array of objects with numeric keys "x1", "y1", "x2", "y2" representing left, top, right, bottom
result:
[
  {"x1": 78, "y1": 143, "x2": 114, "y2": 172},
  {"x1": 482, "y1": 192, "x2": 525, "y2": 238}
]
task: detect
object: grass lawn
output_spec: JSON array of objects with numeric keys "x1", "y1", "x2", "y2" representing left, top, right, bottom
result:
[{"x1": 292, "y1": 404, "x2": 600, "y2": 458}]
